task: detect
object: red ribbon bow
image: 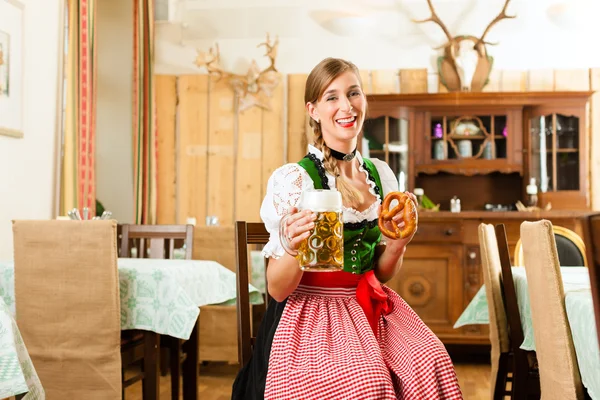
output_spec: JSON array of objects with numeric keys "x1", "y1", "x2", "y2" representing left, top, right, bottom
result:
[{"x1": 356, "y1": 270, "x2": 393, "y2": 334}]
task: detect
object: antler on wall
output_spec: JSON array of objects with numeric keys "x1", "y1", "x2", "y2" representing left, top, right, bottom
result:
[
  {"x1": 194, "y1": 34, "x2": 281, "y2": 111},
  {"x1": 414, "y1": 0, "x2": 515, "y2": 92}
]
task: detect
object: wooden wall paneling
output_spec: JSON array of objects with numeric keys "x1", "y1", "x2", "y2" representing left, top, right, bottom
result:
[
  {"x1": 590, "y1": 68, "x2": 600, "y2": 210},
  {"x1": 177, "y1": 75, "x2": 209, "y2": 225},
  {"x1": 207, "y1": 79, "x2": 236, "y2": 226},
  {"x1": 500, "y1": 70, "x2": 527, "y2": 92},
  {"x1": 235, "y1": 106, "x2": 263, "y2": 223},
  {"x1": 554, "y1": 69, "x2": 590, "y2": 91},
  {"x1": 287, "y1": 74, "x2": 308, "y2": 163},
  {"x1": 360, "y1": 70, "x2": 372, "y2": 95},
  {"x1": 261, "y1": 77, "x2": 285, "y2": 200},
  {"x1": 482, "y1": 69, "x2": 501, "y2": 92},
  {"x1": 399, "y1": 69, "x2": 428, "y2": 94},
  {"x1": 372, "y1": 70, "x2": 400, "y2": 94},
  {"x1": 527, "y1": 69, "x2": 555, "y2": 91},
  {"x1": 155, "y1": 75, "x2": 178, "y2": 224}
]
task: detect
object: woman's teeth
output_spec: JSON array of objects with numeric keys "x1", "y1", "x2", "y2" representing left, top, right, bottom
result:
[{"x1": 336, "y1": 116, "x2": 356, "y2": 127}]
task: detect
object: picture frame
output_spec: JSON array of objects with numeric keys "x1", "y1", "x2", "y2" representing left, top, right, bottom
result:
[{"x1": 0, "y1": 0, "x2": 24, "y2": 138}]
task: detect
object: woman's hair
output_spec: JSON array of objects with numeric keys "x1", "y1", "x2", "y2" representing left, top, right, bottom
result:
[{"x1": 305, "y1": 58, "x2": 365, "y2": 209}]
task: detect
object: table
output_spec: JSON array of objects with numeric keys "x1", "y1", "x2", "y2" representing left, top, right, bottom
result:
[
  {"x1": 0, "y1": 258, "x2": 263, "y2": 399},
  {"x1": 455, "y1": 267, "x2": 599, "y2": 399}
]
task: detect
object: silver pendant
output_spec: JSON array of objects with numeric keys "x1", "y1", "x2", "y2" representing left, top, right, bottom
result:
[{"x1": 343, "y1": 153, "x2": 356, "y2": 162}]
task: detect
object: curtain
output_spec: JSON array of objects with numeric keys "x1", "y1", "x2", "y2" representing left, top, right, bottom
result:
[
  {"x1": 132, "y1": 0, "x2": 157, "y2": 224},
  {"x1": 60, "y1": 0, "x2": 97, "y2": 217}
]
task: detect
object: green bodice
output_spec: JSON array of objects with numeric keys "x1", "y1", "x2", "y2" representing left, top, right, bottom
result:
[{"x1": 297, "y1": 154, "x2": 384, "y2": 274}]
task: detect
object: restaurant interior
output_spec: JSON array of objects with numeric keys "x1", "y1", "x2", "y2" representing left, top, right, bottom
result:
[{"x1": 1, "y1": 0, "x2": 599, "y2": 399}]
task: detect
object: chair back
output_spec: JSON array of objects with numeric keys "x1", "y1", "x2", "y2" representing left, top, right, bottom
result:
[
  {"x1": 478, "y1": 224, "x2": 510, "y2": 398},
  {"x1": 514, "y1": 225, "x2": 587, "y2": 267},
  {"x1": 521, "y1": 220, "x2": 584, "y2": 400},
  {"x1": 120, "y1": 224, "x2": 193, "y2": 259},
  {"x1": 13, "y1": 220, "x2": 121, "y2": 399},
  {"x1": 235, "y1": 221, "x2": 270, "y2": 368},
  {"x1": 579, "y1": 213, "x2": 600, "y2": 349}
]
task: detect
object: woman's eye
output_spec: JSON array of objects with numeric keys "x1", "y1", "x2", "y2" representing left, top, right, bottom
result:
[
  {"x1": 327, "y1": 96, "x2": 337, "y2": 101},
  {"x1": 349, "y1": 91, "x2": 360, "y2": 97}
]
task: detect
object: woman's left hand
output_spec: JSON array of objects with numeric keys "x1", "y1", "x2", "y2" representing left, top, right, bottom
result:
[{"x1": 379, "y1": 191, "x2": 418, "y2": 254}]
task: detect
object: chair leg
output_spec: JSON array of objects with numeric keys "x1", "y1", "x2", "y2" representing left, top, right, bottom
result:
[
  {"x1": 142, "y1": 331, "x2": 160, "y2": 400},
  {"x1": 170, "y1": 339, "x2": 182, "y2": 400},
  {"x1": 182, "y1": 319, "x2": 200, "y2": 400},
  {"x1": 511, "y1": 350, "x2": 531, "y2": 400},
  {"x1": 494, "y1": 352, "x2": 510, "y2": 400},
  {"x1": 160, "y1": 343, "x2": 170, "y2": 376}
]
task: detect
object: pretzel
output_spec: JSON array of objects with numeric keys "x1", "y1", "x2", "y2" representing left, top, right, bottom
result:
[{"x1": 378, "y1": 192, "x2": 418, "y2": 240}]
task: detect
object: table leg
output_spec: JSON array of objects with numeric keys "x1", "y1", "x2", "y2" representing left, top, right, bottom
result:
[
  {"x1": 142, "y1": 331, "x2": 160, "y2": 400},
  {"x1": 182, "y1": 317, "x2": 200, "y2": 400}
]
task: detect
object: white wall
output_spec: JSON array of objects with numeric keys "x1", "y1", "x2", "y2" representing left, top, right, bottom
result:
[
  {"x1": 96, "y1": 0, "x2": 134, "y2": 223},
  {"x1": 154, "y1": 0, "x2": 600, "y2": 75},
  {"x1": 0, "y1": 0, "x2": 62, "y2": 260}
]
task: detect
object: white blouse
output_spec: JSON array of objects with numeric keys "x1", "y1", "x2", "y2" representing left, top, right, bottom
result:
[{"x1": 260, "y1": 145, "x2": 399, "y2": 259}]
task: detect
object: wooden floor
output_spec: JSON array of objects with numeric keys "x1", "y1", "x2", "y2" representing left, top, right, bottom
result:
[{"x1": 125, "y1": 357, "x2": 491, "y2": 400}]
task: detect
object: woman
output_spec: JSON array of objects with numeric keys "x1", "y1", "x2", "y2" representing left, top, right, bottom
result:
[{"x1": 232, "y1": 57, "x2": 462, "y2": 399}]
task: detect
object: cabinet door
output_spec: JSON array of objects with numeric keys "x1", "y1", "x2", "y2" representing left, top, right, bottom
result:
[
  {"x1": 528, "y1": 107, "x2": 587, "y2": 209},
  {"x1": 385, "y1": 244, "x2": 464, "y2": 342},
  {"x1": 362, "y1": 112, "x2": 409, "y2": 190}
]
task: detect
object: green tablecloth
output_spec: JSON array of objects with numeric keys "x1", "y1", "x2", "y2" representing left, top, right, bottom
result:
[
  {"x1": 0, "y1": 298, "x2": 44, "y2": 399},
  {"x1": 455, "y1": 267, "x2": 599, "y2": 399},
  {"x1": 0, "y1": 257, "x2": 263, "y2": 399}
]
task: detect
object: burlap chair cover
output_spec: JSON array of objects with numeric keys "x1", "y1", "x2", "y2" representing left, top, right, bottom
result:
[
  {"x1": 521, "y1": 220, "x2": 584, "y2": 400},
  {"x1": 478, "y1": 223, "x2": 510, "y2": 398},
  {"x1": 13, "y1": 220, "x2": 121, "y2": 399}
]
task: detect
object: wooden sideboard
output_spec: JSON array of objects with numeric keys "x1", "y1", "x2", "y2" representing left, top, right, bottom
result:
[{"x1": 386, "y1": 211, "x2": 589, "y2": 346}]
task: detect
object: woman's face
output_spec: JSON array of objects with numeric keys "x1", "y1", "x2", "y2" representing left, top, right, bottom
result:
[{"x1": 307, "y1": 71, "x2": 366, "y2": 150}]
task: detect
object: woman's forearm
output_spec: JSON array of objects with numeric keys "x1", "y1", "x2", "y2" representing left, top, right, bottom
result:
[
  {"x1": 266, "y1": 253, "x2": 304, "y2": 302},
  {"x1": 374, "y1": 244, "x2": 406, "y2": 283}
]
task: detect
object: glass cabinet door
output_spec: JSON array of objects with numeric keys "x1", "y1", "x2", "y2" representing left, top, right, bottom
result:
[
  {"x1": 530, "y1": 113, "x2": 580, "y2": 193},
  {"x1": 363, "y1": 116, "x2": 408, "y2": 191}
]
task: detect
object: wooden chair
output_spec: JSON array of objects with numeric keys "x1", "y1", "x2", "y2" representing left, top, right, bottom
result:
[
  {"x1": 478, "y1": 224, "x2": 512, "y2": 399},
  {"x1": 120, "y1": 224, "x2": 196, "y2": 400},
  {"x1": 514, "y1": 225, "x2": 587, "y2": 267},
  {"x1": 495, "y1": 224, "x2": 540, "y2": 400},
  {"x1": 520, "y1": 220, "x2": 584, "y2": 399},
  {"x1": 580, "y1": 213, "x2": 600, "y2": 347},
  {"x1": 235, "y1": 221, "x2": 271, "y2": 368}
]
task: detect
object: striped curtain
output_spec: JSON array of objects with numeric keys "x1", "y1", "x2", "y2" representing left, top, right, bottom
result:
[
  {"x1": 132, "y1": 0, "x2": 157, "y2": 224},
  {"x1": 60, "y1": 0, "x2": 97, "y2": 217}
]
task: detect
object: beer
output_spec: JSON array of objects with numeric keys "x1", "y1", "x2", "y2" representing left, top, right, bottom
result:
[
  {"x1": 279, "y1": 189, "x2": 344, "y2": 272},
  {"x1": 296, "y1": 211, "x2": 344, "y2": 271}
]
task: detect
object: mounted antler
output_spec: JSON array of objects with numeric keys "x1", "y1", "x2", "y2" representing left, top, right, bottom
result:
[
  {"x1": 194, "y1": 33, "x2": 281, "y2": 111},
  {"x1": 413, "y1": 0, "x2": 516, "y2": 92},
  {"x1": 412, "y1": 0, "x2": 453, "y2": 48},
  {"x1": 474, "y1": 0, "x2": 516, "y2": 53}
]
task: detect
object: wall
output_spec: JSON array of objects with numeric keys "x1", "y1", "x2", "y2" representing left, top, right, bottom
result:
[
  {"x1": 0, "y1": 0, "x2": 62, "y2": 260},
  {"x1": 96, "y1": 0, "x2": 135, "y2": 223}
]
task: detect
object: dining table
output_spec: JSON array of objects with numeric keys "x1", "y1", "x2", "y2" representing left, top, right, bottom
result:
[
  {"x1": 0, "y1": 257, "x2": 263, "y2": 399},
  {"x1": 454, "y1": 266, "x2": 599, "y2": 399}
]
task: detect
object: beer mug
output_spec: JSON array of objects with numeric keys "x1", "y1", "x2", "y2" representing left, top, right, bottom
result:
[{"x1": 279, "y1": 189, "x2": 344, "y2": 272}]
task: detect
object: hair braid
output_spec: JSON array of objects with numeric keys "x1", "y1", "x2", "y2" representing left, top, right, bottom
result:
[{"x1": 311, "y1": 119, "x2": 363, "y2": 209}]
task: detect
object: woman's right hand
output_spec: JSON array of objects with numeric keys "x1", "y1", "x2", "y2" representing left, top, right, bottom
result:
[{"x1": 280, "y1": 207, "x2": 317, "y2": 254}]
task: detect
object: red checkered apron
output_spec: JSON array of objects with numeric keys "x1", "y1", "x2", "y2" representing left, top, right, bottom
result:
[{"x1": 264, "y1": 271, "x2": 463, "y2": 399}]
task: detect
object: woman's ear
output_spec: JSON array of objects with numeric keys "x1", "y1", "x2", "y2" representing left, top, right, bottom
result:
[{"x1": 306, "y1": 102, "x2": 319, "y2": 124}]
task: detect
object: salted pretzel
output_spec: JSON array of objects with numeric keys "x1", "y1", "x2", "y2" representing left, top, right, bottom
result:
[{"x1": 378, "y1": 192, "x2": 418, "y2": 240}]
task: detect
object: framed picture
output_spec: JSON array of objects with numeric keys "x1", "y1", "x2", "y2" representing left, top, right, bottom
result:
[{"x1": 0, "y1": 0, "x2": 24, "y2": 138}]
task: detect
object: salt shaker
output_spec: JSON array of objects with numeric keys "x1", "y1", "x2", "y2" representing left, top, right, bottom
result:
[{"x1": 450, "y1": 196, "x2": 461, "y2": 213}]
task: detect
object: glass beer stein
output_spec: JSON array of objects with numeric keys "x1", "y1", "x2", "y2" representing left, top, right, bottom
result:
[{"x1": 279, "y1": 189, "x2": 344, "y2": 272}]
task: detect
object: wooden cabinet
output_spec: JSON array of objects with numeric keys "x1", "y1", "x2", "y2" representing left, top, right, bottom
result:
[{"x1": 362, "y1": 92, "x2": 593, "y2": 210}]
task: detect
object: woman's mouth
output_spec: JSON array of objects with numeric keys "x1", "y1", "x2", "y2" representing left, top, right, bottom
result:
[{"x1": 336, "y1": 116, "x2": 357, "y2": 128}]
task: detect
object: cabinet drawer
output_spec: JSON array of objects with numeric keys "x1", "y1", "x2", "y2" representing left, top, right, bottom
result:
[{"x1": 413, "y1": 221, "x2": 463, "y2": 243}]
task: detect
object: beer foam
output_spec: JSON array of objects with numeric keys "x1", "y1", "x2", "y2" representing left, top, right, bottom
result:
[{"x1": 299, "y1": 189, "x2": 342, "y2": 212}]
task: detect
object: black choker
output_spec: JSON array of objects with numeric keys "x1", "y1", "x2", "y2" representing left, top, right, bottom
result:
[{"x1": 328, "y1": 147, "x2": 357, "y2": 162}]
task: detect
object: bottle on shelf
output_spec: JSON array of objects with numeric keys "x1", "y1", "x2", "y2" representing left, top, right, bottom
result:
[{"x1": 414, "y1": 188, "x2": 424, "y2": 208}]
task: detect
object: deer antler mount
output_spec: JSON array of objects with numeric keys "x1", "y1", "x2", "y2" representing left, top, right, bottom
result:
[
  {"x1": 414, "y1": 0, "x2": 515, "y2": 92},
  {"x1": 194, "y1": 34, "x2": 280, "y2": 111}
]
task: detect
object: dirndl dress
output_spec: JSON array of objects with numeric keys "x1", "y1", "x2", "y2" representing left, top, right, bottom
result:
[{"x1": 232, "y1": 151, "x2": 463, "y2": 399}]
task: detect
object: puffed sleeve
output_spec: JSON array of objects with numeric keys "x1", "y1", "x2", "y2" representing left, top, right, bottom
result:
[
  {"x1": 260, "y1": 163, "x2": 315, "y2": 258},
  {"x1": 369, "y1": 158, "x2": 399, "y2": 198}
]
